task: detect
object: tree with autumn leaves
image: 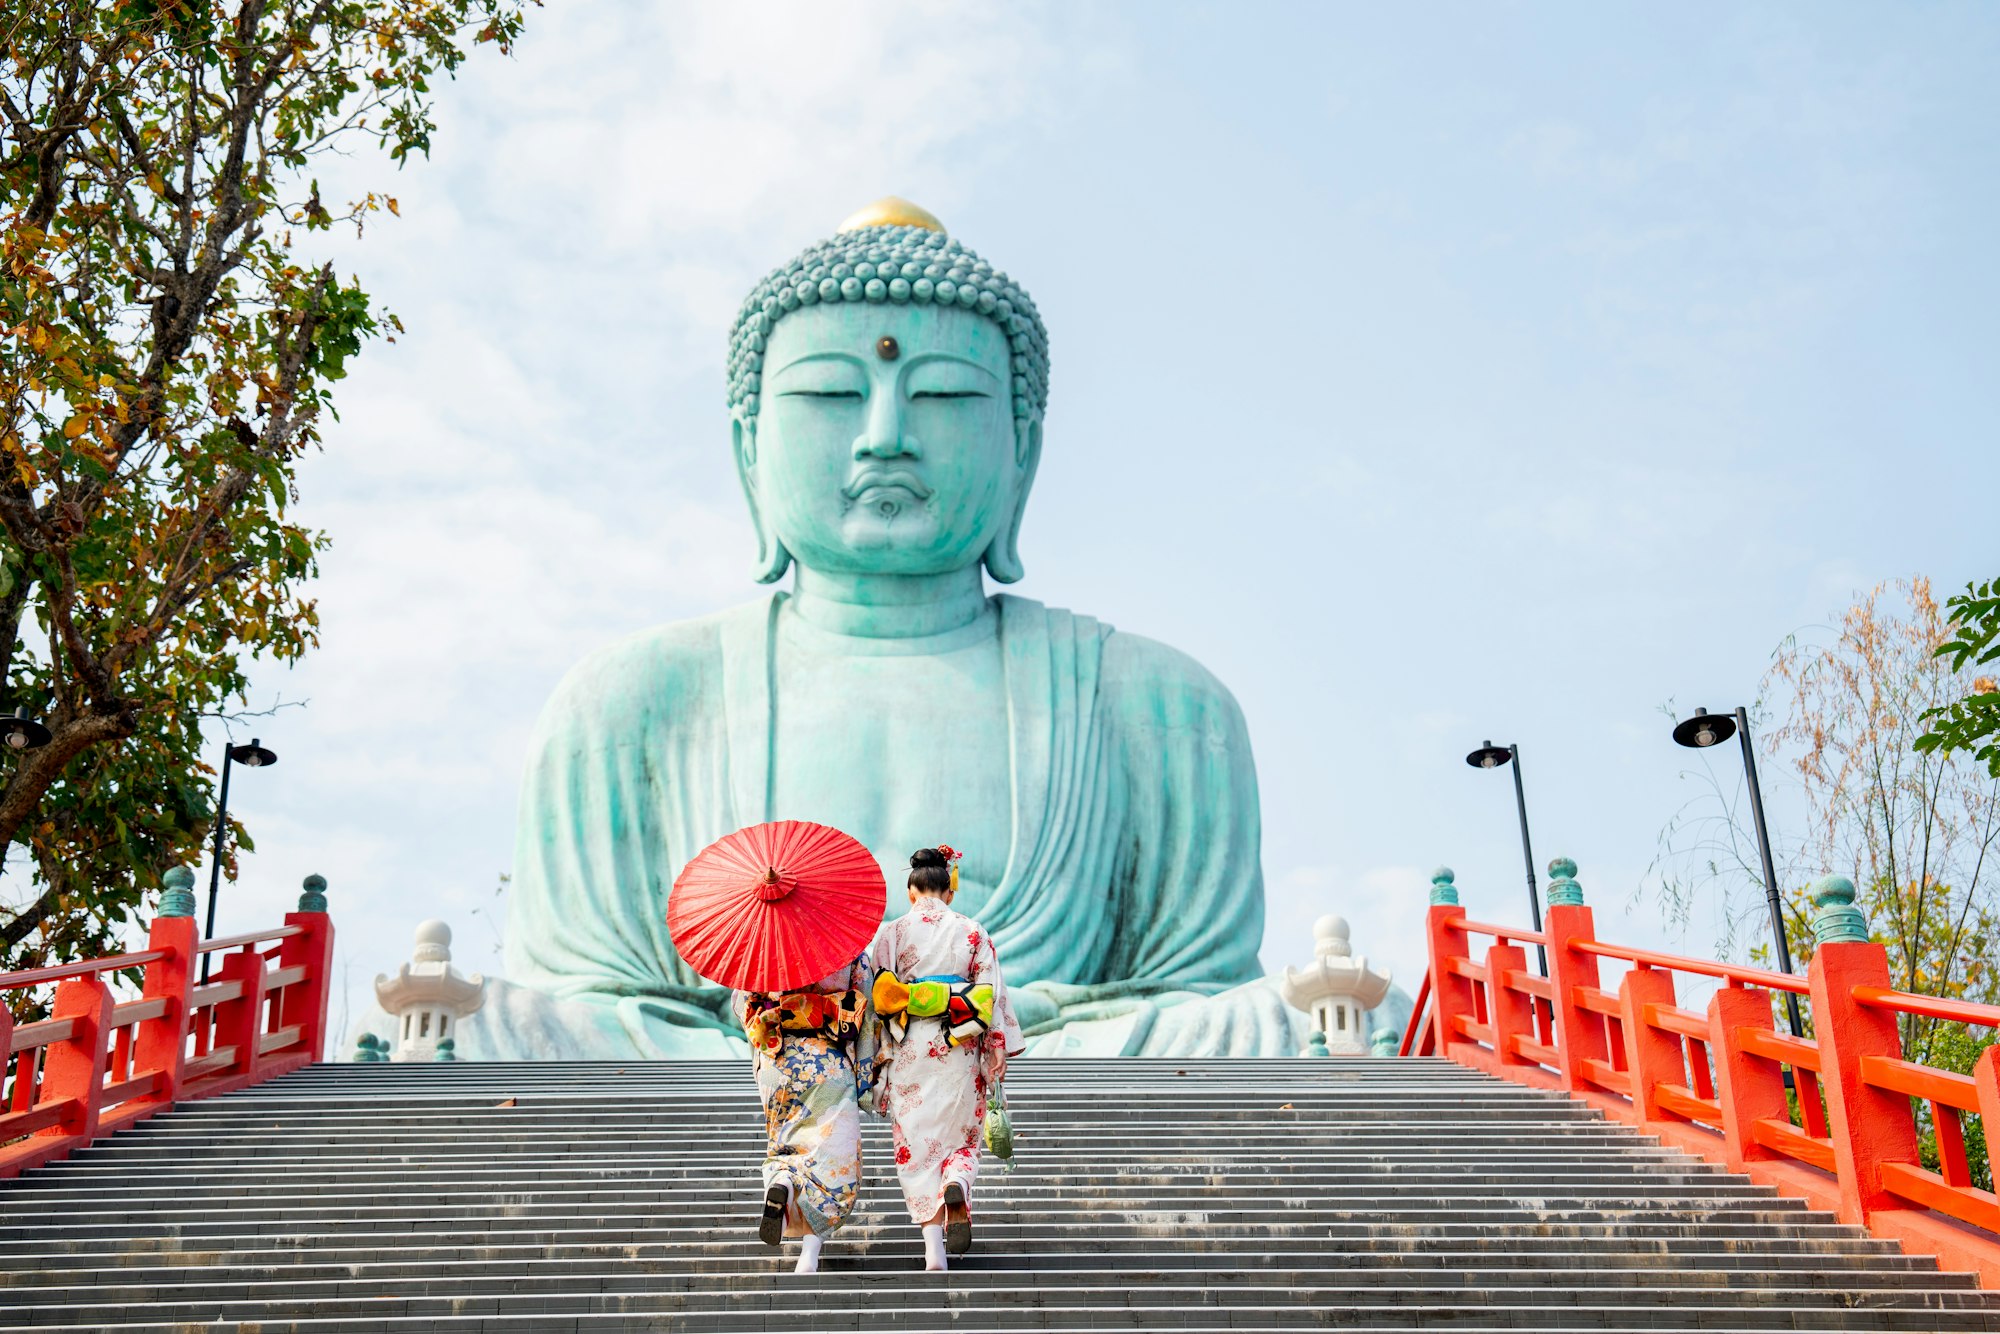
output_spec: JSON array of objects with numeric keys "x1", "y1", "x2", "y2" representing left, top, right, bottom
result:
[
  {"x1": 1656, "y1": 578, "x2": 1999, "y2": 1011},
  {"x1": 0, "y1": 0, "x2": 530, "y2": 986},
  {"x1": 1653, "y1": 576, "x2": 1999, "y2": 1187},
  {"x1": 1765, "y1": 578, "x2": 2000, "y2": 1019}
]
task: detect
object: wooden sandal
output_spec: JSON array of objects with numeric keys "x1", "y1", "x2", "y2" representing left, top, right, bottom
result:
[
  {"x1": 758, "y1": 1183, "x2": 789, "y2": 1246},
  {"x1": 942, "y1": 1182, "x2": 972, "y2": 1254}
]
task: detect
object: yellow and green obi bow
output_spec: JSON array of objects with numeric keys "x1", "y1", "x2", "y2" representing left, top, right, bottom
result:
[
  {"x1": 872, "y1": 969, "x2": 994, "y2": 1047},
  {"x1": 743, "y1": 988, "x2": 863, "y2": 1056}
]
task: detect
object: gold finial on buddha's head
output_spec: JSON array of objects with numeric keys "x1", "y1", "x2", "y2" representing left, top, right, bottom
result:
[{"x1": 837, "y1": 196, "x2": 946, "y2": 235}]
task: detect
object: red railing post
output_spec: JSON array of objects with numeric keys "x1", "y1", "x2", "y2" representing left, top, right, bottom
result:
[
  {"x1": 1541, "y1": 858, "x2": 1606, "y2": 1093},
  {"x1": 1424, "y1": 868, "x2": 1473, "y2": 1056},
  {"x1": 212, "y1": 946, "x2": 268, "y2": 1084},
  {"x1": 1708, "y1": 983, "x2": 1790, "y2": 1172},
  {"x1": 278, "y1": 874, "x2": 334, "y2": 1060},
  {"x1": 1806, "y1": 875, "x2": 1919, "y2": 1225},
  {"x1": 1486, "y1": 942, "x2": 1536, "y2": 1070},
  {"x1": 35, "y1": 973, "x2": 113, "y2": 1148},
  {"x1": 1619, "y1": 965, "x2": 1682, "y2": 1127},
  {"x1": 133, "y1": 868, "x2": 199, "y2": 1110},
  {"x1": 1977, "y1": 1046, "x2": 2000, "y2": 1153}
]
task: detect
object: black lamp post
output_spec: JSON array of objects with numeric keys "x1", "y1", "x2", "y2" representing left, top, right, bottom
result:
[
  {"x1": 1465, "y1": 740, "x2": 1549, "y2": 977},
  {"x1": 201, "y1": 736, "x2": 277, "y2": 983},
  {"x1": 1671, "y1": 706, "x2": 1804, "y2": 1038}
]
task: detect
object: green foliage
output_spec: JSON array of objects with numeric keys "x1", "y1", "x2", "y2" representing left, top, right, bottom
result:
[
  {"x1": 0, "y1": 0, "x2": 531, "y2": 996},
  {"x1": 1915, "y1": 577, "x2": 2000, "y2": 779}
]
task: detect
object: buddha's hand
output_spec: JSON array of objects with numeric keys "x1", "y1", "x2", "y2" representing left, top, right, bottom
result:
[{"x1": 1010, "y1": 985, "x2": 1062, "y2": 1034}]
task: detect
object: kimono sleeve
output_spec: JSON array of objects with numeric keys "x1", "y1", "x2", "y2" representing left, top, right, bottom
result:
[
  {"x1": 848, "y1": 952, "x2": 879, "y2": 1099},
  {"x1": 971, "y1": 931, "x2": 1027, "y2": 1058}
]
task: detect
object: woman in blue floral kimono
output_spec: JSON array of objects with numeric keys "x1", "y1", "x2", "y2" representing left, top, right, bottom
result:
[{"x1": 734, "y1": 952, "x2": 875, "y2": 1273}]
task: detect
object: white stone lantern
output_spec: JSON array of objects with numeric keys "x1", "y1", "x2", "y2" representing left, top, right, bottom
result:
[
  {"x1": 374, "y1": 920, "x2": 485, "y2": 1061},
  {"x1": 1280, "y1": 915, "x2": 1391, "y2": 1055}
]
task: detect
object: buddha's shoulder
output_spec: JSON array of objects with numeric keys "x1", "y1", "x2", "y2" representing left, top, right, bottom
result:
[
  {"x1": 1091, "y1": 619, "x2": 1248, "y2": 733},
  {"x1": 1004, "y1": 597, "x2": 1241, "y2": 717},
  {"x1": 1092, "y1": 626, "x2": 1254, "y2": 762},
  {"x1": 536, "y1": 599, "x2": 764, "y2": 725}
]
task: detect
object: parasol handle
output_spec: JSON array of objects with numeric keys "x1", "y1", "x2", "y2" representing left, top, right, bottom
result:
[{"x1": 756, "y1": 866, "x2": 795, "y2": 902}]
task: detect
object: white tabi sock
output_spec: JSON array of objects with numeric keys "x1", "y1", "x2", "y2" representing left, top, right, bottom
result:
[
  {"x1": 794, "y1": 1234, "x2": 823, "y2": 1274},
  {"x1": 921, "y1": 1223, "x2": 947, "y2": 1271}
]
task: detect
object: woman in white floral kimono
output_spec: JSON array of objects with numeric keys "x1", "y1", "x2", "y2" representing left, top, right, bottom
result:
[
  {"x1": 734, "y1": 952, "x2": 874, "y2": 1274},
  {"x1": 870, "y1": 845, "x2": 1025, "y2": 1271}
]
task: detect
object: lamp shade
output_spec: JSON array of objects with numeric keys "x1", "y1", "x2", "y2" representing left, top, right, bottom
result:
[
  {"x1": 1671, "y1": 708, "x2": 1737, "y2": 750},
  {"x1": 228, "y1": 738, "x2": 278, "y2": 768},
  {"x1": 0, "y1": 715, "x2": 51, "y2": 751}
]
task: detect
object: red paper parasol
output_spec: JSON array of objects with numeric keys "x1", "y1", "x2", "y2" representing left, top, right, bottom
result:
[{"x1": 667, "y1": 820, "x2": 886, "y2": 993}]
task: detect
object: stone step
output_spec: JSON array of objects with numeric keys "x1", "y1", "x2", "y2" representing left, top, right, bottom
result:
[
  {"x1": 21, "y1": 1124, "x2": 1675, "y2": 1144},
  {"x1": 0, "y1": 1175, "x2": 1807, "y2": 1210},
  {"x1": 4, "y1": 1290, "x2": 1997, "y2": 1334},
  {"x1": 0, "y1": 1182, "x2": 1874, "y2": 1223},
  {"x1": 0, "y1": 1245, "x2": 1947, "y2": 1288},
  {"x1": 0, "y1": 1156, "x2": 1778, "y2": 1179},
  {"x1": 2, "y1": 1169, "x2": 1767, "y2": 1201},
  {"x1": 0, "y1": 1220, "x2": 1913, "y2": 1258},
  {"x1": 1, "y1": 1258, "x2": 1974, "y2": 1312},
  {"x1": 104, "y1": 1123, "x2": 1619, "y2": 1145},
  {"x1": 0, "y1": 1219, "x2": 1907, "y2": 1258}
]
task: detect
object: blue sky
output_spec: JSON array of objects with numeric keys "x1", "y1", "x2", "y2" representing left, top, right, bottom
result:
[{"x1": 205, "y1": 3, "x2": 1998, "y2": 1036}]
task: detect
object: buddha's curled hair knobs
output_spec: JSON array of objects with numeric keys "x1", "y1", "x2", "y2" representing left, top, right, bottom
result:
[{"x1": 727, "y1": 211, "x2": 1049, "y2": 423}]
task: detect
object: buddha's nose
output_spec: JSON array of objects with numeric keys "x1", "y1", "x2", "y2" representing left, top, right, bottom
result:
[{"x1": 853, "y1": 390, "x2": 916, "y2": 459}]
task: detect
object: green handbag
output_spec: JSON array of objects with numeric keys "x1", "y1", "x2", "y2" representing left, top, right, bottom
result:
[{"x1": 983, "y1": 1093, "x2": 1014, "y2": 1160}]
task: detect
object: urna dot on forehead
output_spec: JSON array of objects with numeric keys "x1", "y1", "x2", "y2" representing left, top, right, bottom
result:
[{"x1": 727, "y1": 197, "x2": 1051, "y2": 423}]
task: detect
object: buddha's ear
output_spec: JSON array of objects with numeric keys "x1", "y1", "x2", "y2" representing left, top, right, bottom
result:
[
  {"x1": 732, "y1": 410, "x2": 792, "y2": 584},
  {"x1": 983, "y1": 415, "x2": 1043, "y2": 585}
]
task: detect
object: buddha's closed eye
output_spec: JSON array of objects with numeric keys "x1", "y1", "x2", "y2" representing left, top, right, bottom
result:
[
  {"x1": 910, "y1": 389, "x2": 989, "y2": 400},
  {"x1": 780, "y1": 389, "x2": 863, "y2": 399}
]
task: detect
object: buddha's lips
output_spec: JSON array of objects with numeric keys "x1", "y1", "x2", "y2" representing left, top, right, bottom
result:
[{"x1": 842, "y1": 468, "x2": 932, "y2": 503}]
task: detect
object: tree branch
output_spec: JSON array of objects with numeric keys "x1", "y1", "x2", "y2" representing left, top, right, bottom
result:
[
  {"x1": 0, "y1": 882, "x2": 60, "y2": 952},
  {"x1": 0, "y1": 706, "x2": 138, "y2": 896}
]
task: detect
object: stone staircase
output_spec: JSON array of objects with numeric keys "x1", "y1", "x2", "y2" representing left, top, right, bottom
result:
[{"x1": 1, "y1": 1058, "x2": 1996, "y2": 1331}]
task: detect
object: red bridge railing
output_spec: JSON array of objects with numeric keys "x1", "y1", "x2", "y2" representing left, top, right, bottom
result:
[
  {"x1": 0, "y1": 868, "x2": 333, "y2": 1178},
  {"x1": 1401, "y1": 858, "x2": 2000, "y2": 1289}
]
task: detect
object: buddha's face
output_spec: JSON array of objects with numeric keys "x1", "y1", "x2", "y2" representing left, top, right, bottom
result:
[{"x1": 738, "y1": 302, "x2": 1034, "y2": 580}]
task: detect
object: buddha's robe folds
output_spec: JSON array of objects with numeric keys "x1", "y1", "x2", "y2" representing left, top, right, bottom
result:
[{"x1": 470, "y1": 591, "x2": 1308, "y2": 1060}]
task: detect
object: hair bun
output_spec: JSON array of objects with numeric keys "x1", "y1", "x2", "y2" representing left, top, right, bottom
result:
[{"x1": 910, "y1": 847, "x2": 947, "y2": 870}]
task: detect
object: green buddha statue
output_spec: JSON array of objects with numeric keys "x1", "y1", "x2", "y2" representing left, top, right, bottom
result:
[{"x1": 475, "y1": 199, "x2": 1311, "y2": 1058}]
